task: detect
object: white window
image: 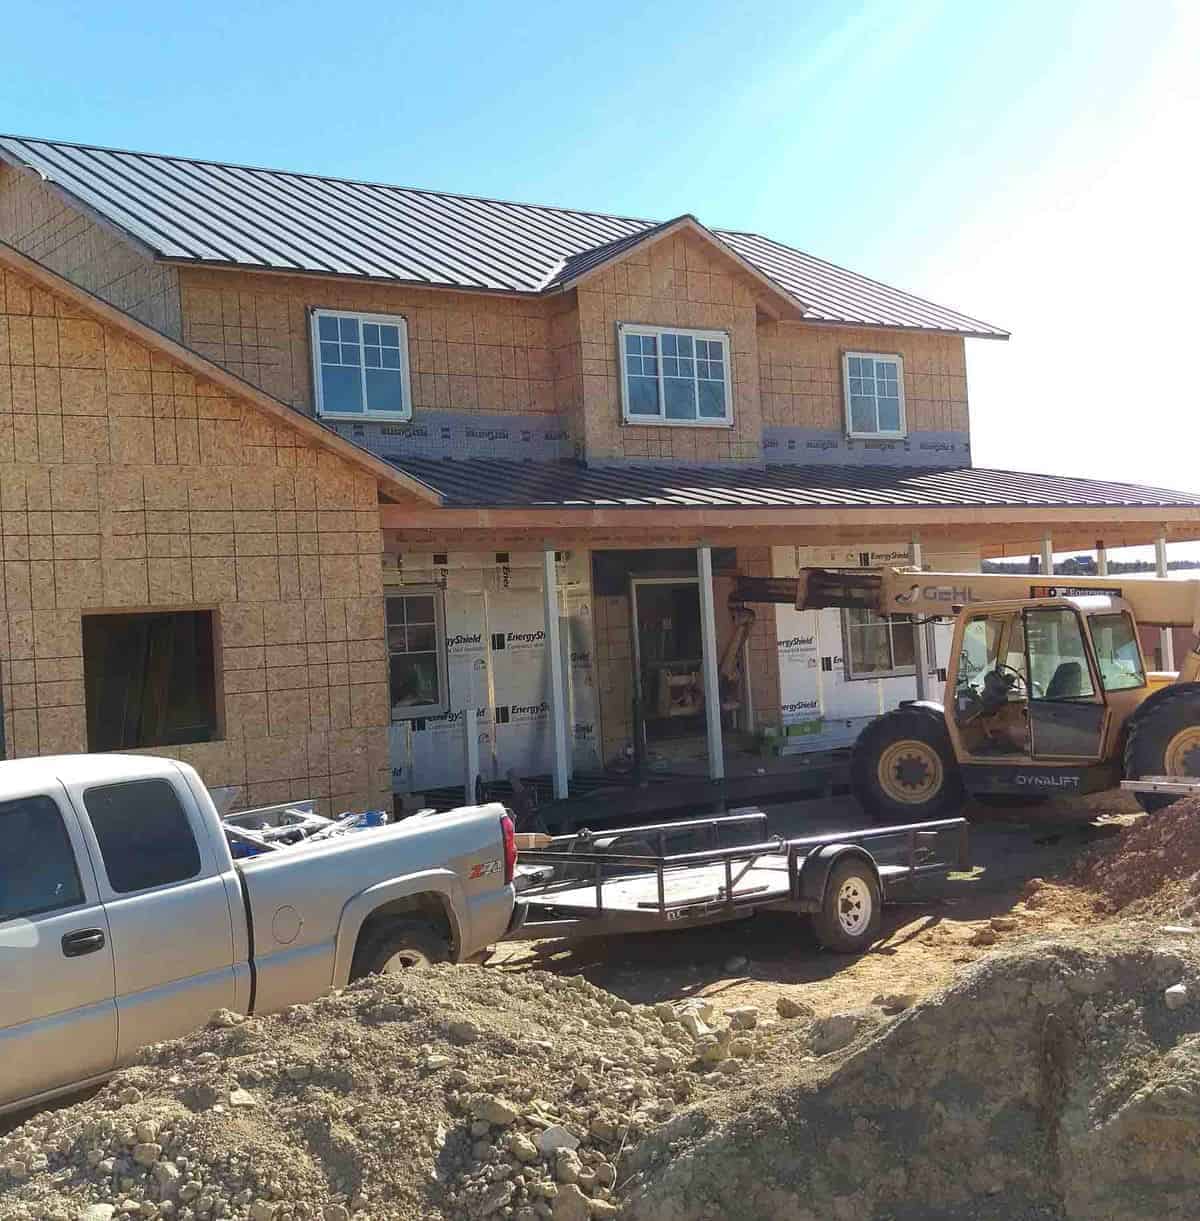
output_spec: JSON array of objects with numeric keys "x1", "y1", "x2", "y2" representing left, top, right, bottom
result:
[
  {"x1": 311, "y1": 308, "x2": 412, "y2": 419},
  {"x1": 618, "y1": 323, "x2": 732, "y2": 426},
  {"x1": 388, "y1": 590, "x2": 448, "y2": 719},
  {"x1": 842, "y1": 351, "x2": 906, "y2": 438},
  {"x1": 843, "y1": 607, "x2": 935, "y2": 680}
]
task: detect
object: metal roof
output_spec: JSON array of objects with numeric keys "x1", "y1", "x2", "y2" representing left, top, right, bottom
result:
[
  {"x1": 0, "y1": 135, "x2": 1007, "y2": 338},
  {"x1": 384, "y1": 459, "x2": 1200, "y2": 511}
]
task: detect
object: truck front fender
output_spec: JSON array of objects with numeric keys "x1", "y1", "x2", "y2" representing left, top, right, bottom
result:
[
  {"x1": 332, "y1": 870, "x2": 467, "y2": 987},
  {"x1": 796, "y1": 844, "x2": 880, "y2": 908}
]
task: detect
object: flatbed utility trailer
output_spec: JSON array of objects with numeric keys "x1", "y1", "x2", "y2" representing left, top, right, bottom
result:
[{"x1": 506, "y1": 810, "x2": 969, "y2": 953}]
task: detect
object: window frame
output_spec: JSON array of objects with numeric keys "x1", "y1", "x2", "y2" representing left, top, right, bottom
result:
[
  {"x1": 842, "y1": 350, "x2": 907, "y2": 440},
  {"x1": 842, "y1": 605, "x2": 937, "y2": 681},
  {"x1": 387, "y1": 587, "x2": 450, "y2": 721},
  {"x1": 617, "y1": 322, "x2": 734, "y2": 428},
  {"x1": 310, "y1": 307, "x2": 414, "y2": 421}
]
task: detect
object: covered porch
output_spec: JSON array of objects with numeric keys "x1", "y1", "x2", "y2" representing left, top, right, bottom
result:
[{"x1": 379, "y1": 459, "x2": 1200, "y2": 811}]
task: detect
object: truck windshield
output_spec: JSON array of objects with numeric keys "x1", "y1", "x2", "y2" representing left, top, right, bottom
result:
[{"x1": 1090, "y1": 612, "x2": 1146, "y2": 691}]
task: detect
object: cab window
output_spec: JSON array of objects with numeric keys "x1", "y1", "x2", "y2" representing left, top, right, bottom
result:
[
  {"x1": 1090, "y1": 612, "x2": 1146, "y2": 692},
  {"x1": 84, "y1": 780, "x2": 201, "y2": 895},
  {"x1": 0, "y1": 796, "x2": 85, "y2": 922},
  {"x1": 1025, "y1": 608, "x2": 1095, "y2": 700}
]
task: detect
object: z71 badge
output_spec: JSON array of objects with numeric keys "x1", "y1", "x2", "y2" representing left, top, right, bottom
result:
[{"x1": 468, "y1": 858, "x2": 502, "y2": 880}]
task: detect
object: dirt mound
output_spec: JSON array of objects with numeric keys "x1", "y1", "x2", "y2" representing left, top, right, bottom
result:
[
  {"x1": 1076, "y1": 797, "x2": 1200, "y2": 914},
  {"x1": 0, "y1": 967, "x2": 809, "y2": 1221},
  {"x1": 619, "y1": 932, "x2": 1200, "y2": 1221}
]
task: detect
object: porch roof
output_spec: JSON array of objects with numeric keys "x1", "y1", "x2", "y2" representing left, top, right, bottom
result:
[{"x1": 388, "y1": 457, "x2": 1200, "y2": 513}]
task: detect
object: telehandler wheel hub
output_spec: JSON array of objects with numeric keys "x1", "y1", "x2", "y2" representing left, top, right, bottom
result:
[
  {"x1": 1164, "y1": 726, "x2": 1200, "y2": 778},
  {"x1": 878, "y1": 740, "x2": 944, "y2": 804}
]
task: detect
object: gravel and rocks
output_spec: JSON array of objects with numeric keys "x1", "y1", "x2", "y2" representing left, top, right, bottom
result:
[{"x1": 0, "y1": 970, "x2": 809, "y2": 1221}]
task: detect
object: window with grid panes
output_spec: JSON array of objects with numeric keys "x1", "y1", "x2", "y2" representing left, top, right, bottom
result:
[
  {"x1": 311, "y1": 309, "x2": 412, "y2": 418},
  {"x1": 619, "y1": 324, "x2": 732, "y2": 424},
  {"x1": 843, "y1": 606, "x2": 935, "y2": 680},
  {"x1": 387, "y1": 592, "x2": 448, "y2": 719},
  {"x1": 842, "y1": 352, "x2": 906, "y2": 437}
]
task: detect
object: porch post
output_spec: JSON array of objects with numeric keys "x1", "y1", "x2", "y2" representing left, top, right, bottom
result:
[
  {"x1": 910, "y1": 536, "x2": 930, "y2": 700},
  {"x1": 1156, "y1": 536, "x2": 1176, "y2": 671},
  {"x1": 543, "y1": 549, "x2": 570, "y2": 801},
  {"x1": 463, "y1": 704, "x2": 480, "y2": 806},
  {"x1": 1041, "y1": 535, "x2": 1054, "y2": 578},
  {"x1": 1096, "y1": 540, "x2": 1108, "y2": 577},
  {"x1": 697, "y1": 545, "x2": 726, "y2": 781}
]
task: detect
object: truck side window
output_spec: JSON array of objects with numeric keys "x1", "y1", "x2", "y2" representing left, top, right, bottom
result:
[
  {"x1": 84, "y1": 780, "x2": 202, "y2": 894},
  {"x1": 0, "y1": 796, "x2": 85, "y2": 922}
]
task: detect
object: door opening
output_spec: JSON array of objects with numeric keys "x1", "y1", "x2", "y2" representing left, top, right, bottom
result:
[{"x1": 631, "y1": 579, "x2": 705, "y2": 745}]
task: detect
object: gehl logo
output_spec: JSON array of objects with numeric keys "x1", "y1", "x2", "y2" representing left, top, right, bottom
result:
[{"x1": 895, "y1": 584, "x2": 982, "y2": 606}]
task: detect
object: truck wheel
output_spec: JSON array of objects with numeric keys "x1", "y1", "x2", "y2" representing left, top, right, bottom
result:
[
  {"x1": 812, "y1": 857, "x2": 882, "y2": 953},
  {"x1": 851, "y1": 709, "x2": 964, "y2": 823},
  {"x1": 351, "y1": 919, "x2": 451, "y2": 978},
  {"x1": 1124, "y1": 686, "x2": 1200, "y2": 812}
]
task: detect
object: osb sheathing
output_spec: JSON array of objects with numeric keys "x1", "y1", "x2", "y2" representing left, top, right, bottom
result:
[
  {"x1": 0, "y1": 265, "x2": 391, "y2": 813},
  {"x1": 0, "y1": 165, "x2": 183, "y2": 338}
]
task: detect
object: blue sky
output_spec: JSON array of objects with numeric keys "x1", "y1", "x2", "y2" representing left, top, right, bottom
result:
[{"x1": 3, "y1": 0, "x2": 1197, "y2": 550}]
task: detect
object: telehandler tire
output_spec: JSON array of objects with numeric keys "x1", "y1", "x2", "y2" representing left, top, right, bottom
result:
[
  {"x1": 851, "y1": 707, "x2": 965, "y2": 823},
  {"x1": 1124, "y1": 684, "x2": 1200, "y2": 813}
]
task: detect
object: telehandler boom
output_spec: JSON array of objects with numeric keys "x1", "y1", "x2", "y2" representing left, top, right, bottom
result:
[{"x1": 733, "y1": 567, "x2": 1200, "y2": 819}]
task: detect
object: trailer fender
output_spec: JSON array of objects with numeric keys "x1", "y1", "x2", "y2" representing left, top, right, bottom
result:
[{"x1": 797, "y1": 844, "x2": 881, "y2": 908}]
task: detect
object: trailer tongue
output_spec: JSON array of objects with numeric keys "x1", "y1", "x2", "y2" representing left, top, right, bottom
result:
[{"x1": 506, "y1": 811, "x2": 969, "y2": 954}]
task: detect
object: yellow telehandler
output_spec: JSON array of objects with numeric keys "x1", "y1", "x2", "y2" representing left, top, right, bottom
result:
[{"x1": 733, "y1": 567, "x2": 1200, "y2": 820}]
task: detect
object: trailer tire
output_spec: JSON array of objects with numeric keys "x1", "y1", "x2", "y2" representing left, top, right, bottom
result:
[
  {"x1": 351, "y1": 918, "x2": 451, "y2": 978},
  {"x1": 1124, "y1": 684, "x2": 1200, "y2": 812},
  {"x1": 812, "y1": 857, "x2": 882, "y2": 953},
  {"x1": 851, "y1": 708, "x2": 964, "y2": 823}
]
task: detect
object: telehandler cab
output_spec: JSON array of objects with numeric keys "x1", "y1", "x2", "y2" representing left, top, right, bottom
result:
[{"x1": 733, "y1": 566, "x2": 1200, "y2": 821}]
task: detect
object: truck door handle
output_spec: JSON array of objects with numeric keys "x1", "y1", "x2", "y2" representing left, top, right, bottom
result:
[{"x1": 62, "y1": 928, "x2": 106, "y2": 958}]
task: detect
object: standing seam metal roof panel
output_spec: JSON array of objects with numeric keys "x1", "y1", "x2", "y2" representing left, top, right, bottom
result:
[
  {"x1": 376, "y1": 458, "x2": 1200, "y2": 511},
  {"x1": 0, "y1": 135, "x2": 1007, "y2": 335}
]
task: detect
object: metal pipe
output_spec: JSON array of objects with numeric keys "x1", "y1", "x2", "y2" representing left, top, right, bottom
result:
[
  {"x1": 697, "y1": 545, "x2": 726, "y2": 781},
  {"x1": 1157, "y1": 536, "x2": 1176, "y2": 671},
  {"x1": 911, "y1": 536, "x2": 930, "y2": 700}
]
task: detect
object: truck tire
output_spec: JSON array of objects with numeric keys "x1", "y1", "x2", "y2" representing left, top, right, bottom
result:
[
  {"x1": 811, "y1": 857, "x2": 882, "y2": 953},
  {"x1": 351, "y1": 918, "x2": 451, "y2": 978},
  {"x1": 851, "y1": 708, "x2": 964, "y2": 823},
  {"x1": 1124, "y1": 685, "x2": 1200, "y2": 812}
]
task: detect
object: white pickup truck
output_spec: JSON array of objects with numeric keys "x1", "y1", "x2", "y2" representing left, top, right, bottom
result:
[{"x1": 0, "y1": 754, "x2": 517, "y2": 1116}]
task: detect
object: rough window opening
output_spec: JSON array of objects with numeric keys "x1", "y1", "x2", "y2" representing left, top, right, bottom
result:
[{"x1": 82, "y1": 611, "x2": 219, "y2": 751}]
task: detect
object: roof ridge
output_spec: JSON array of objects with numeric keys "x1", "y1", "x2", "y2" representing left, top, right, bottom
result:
[{"x1": 0, "y1": 132, "x2": 659, "y2": 228}]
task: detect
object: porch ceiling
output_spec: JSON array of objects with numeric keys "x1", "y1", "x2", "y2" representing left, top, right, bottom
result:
[{"x1": 379, "y1": 459, "x2": 1200, "y2": 556}]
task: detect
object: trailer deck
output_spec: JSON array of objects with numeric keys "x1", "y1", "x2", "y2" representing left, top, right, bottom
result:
[{"x1": 507, "y1": 810, "x2": 969, "y2": 946}]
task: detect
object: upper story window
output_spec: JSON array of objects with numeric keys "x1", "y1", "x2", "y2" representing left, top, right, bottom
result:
[
  {"x1": 311, "y1": 308, "x2": 412, "y2": 419},
  {"x1": 618, "y1": 323, "x2": 732, "y2": 427},
  {"x1": 843, "y1": 352, "x2": 906, "y2": 438}
]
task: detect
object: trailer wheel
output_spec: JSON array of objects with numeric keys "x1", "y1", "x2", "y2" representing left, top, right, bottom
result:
[
  {"x1": 1125, "y1": 685, "x2": 1200, "y2": 812},
  {"x1": 812, "y1": 857, "x2": 882, "y2": 953},
  {"x1": 351, "y1": 918, "x2": 451, "y2": 978},
  {"x1": 851, "y1": 708, "x2": 964, "y2": 823}
]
